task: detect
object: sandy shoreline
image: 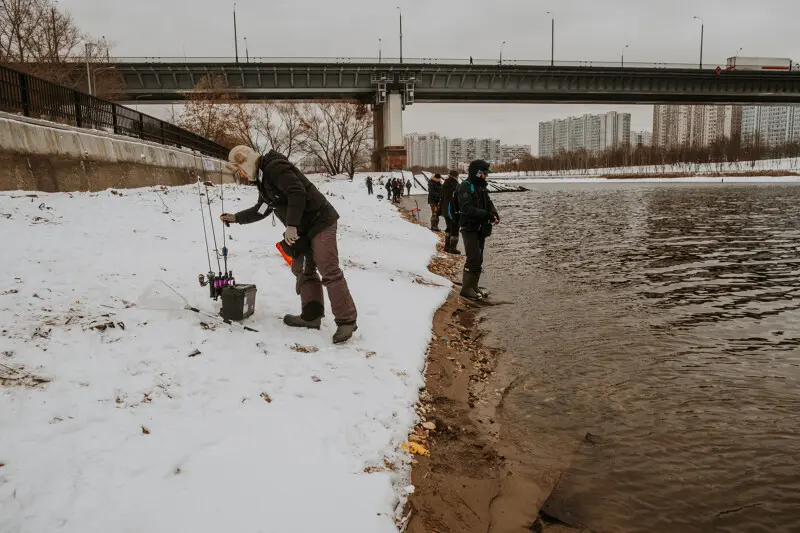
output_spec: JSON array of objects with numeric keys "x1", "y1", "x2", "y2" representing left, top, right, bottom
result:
[{"x1": 397, "y1": 197, "x2": 584, "y2": 533}]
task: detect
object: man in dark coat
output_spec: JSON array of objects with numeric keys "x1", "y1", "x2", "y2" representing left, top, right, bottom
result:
[
  {"x1": 385, "y1": 178, "x2": 392, "y2": 199},
  {"x1": 427, "y1": 173, "x2": 443, "y2": 232},
  {"x1": 221, "y1": 145, "x2": 358, "y2": 344},
  {"x1": 366, "y1": 176, "x2": 374, "y2": 195},
  {"x1": 405, "y1": 179, "x2": 412, "y2": 196},
  {"x1": 456, "y1": 160, "x2": 499, "y2": 300},
  {"x1": 439, "y1": 169, "x2": 461, "y2": 254}
]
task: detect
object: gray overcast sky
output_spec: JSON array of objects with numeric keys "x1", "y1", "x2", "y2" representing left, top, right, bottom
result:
[{"x1": 61, "y1": 0, "x2": 800, "y2": 152}]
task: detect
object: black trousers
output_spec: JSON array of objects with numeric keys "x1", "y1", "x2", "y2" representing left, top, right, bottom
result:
[
  {"x1": 444, "y1": 216, "x2": 459, "y2": 236},
  {"x1": 461, "y1": 231, "x2": 485, "y2": 273}
]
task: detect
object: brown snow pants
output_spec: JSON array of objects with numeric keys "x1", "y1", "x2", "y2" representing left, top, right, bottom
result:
[{"x1": 291, "y1": 222, "x2": 357, "y2": 325}]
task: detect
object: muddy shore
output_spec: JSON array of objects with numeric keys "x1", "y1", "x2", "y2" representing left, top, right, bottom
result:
[{"x1": 397, "y1": 197, "x2": 584, "y2": 533}]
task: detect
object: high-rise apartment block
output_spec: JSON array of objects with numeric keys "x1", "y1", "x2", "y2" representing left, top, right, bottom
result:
[
  {"x1": 404, "y1": 133, "x2": 531, "y2": 168},
  {"x1": 652, "y1": 105, "x2": 743, "y2": 148},
  {"x1": 741, "y1": 106, "x2": 800, "y2": 147},
  {"x1": 538, "y1": 112, "x2": 632, "y2": 156},
  {"x1": 632, "y1": 130, "x2": 652, "y2": 147}
]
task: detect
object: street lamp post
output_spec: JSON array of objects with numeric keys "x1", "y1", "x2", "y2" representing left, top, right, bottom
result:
[
  {"x1": 546, "y1": 11, "x2": 555, "y2": 66},
  {"x1": 736, "y1": 47, "x2": 743, "y2": 57},
  {"x1": 233, "y1": 3, "x2": 239, "y2": 63},
  {"x1": 244, "y1": 36, "x2": 249, "y2": 63},
  {"x1": 692, "y1": 16, "x2": 704, "y2": 69},
  {"x1": 500, "y1": 41, "x2": 507, "y2": 65},
  {"x1": 397, "y1": 7, "x2": 403, "y2": 64},
  {"x1": 621, "y1": 44, "x2": 629, "y2": 68},
  {"x1": 84, "y1": 42, "x2": 93, "y2": 95},
  {"x1": 379, "y1": 38, "x2": 382, "y2": 63}
]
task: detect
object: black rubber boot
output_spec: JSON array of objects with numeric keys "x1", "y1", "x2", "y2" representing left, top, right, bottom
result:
[
  {"x1": 430, "y1": 216, "x2": 441, "y2": 232},
  {"x1": 459, "y1": 270, "x2": 482, "y2": 300},
  {"x1": 333, "y1": 322, "x2": 358, "y2": 344},
  {"x1": 448, "y1": 234, "x2": 462, "y2": 254},
  {"x1": 444, "y1": 235, "x2": 451, "y2": 251},
  {"x1": 475, "y1": 272, "x2": 489, "y2": 299}
]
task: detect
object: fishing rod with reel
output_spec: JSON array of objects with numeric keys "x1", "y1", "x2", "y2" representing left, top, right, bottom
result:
[{"x1": 195, "y1": 166, "x2": 257, "y2": 322}]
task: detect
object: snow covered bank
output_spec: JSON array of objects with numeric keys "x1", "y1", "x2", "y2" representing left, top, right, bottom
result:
[
  {"x1": 0, "y1": 176, "x2": 448, "y2": 532},
  {"x1": 489, "y1": 157, "x2": 800, "y2": 180},
  {"x1": 501, "y1": 175, "x2": 800, "y2": 185}
]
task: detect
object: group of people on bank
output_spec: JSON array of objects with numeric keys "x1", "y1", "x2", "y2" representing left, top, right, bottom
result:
[
  {"x1": 219, "y1": 145, "x2": 499, "y2": 346},
  {"x1": 364, "y1": 175, "x2": 412, "y2": 202},
  {"x1": 427, "y1": 162, "x2": 499, "y2": 301}
]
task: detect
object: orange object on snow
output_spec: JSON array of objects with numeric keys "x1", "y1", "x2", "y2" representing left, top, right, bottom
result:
[{"x1": 276, "y1": 241, "x2": 293, "y2": 267}]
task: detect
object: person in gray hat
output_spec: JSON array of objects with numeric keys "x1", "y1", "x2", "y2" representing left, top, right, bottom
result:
[{"x1": 221, "y1": 145, "x2": 358, "y2": 344}]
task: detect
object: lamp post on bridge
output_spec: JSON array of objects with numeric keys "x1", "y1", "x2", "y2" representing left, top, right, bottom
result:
[
  {"x1": 378, "y1": 38, "x2": 382, "y2": 63},
  {"x1": 396, "y1": 6, "x2": 403, "y2": 64},
  {"x1": 233, "y1": 3, "x2": 239, "y2": 64},
  {"x1": 735, "y1": 47, "x2": 743, "y2": 58},
  {"x1": 546, "y1": 11, "x2": 554, "y2": 66},
  {"x1": 244, "y1": 36, "x2": 249, "y2": 63},
  {"x1": 692, "y1": 16, "x2": 704, "y2": 69},
  {"x1": 621, "y1": 43, "x2": 629, "y2": 68},
  {"x1": 500, "y1": 41, "x2": 507, "y2": 65}
]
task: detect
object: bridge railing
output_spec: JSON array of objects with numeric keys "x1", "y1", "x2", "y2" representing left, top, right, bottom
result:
[
  {"x1": 55, "y1": 56, "x2": 713, "y2": 70},
  {"x1": 0, "y1": 64, "x2": 229, "y2": 159}
]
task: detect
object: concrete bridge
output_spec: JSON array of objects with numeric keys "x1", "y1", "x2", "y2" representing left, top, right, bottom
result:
[{"x1": 106, "y1": 57, "x2": 800, "y2": 169}]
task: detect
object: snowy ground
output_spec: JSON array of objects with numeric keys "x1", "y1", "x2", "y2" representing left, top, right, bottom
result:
[{"x1": 0, "y1": 175, "x2": 448, "y2": 533}]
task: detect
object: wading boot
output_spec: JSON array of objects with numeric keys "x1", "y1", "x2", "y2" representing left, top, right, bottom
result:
[
  {"x1": 459, "y1": 270, "x2": 483, "y2": 300},
  {"x1": 444, "y1": 235, "x2": 451, "y2": 251},
  {"x1": 333, "y1": 322, "x2": 358, "y2": 344},
  {"x1": 448, "y1": 234, "x2": 462, "y2": 255},
  {"x1": 475, "y1": 272, "x2": 489, "y2": 299},
  {"x1": 430, "y1": 216, "x2": 441, "y2": 232}
]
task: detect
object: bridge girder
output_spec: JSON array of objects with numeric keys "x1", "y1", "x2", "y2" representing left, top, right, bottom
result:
[{"x1": 109, "y1": 62, "x2": 800, "y2": 105}]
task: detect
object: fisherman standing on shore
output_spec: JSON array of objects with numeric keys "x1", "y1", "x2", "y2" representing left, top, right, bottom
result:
[
  {"x1": 456, "y1": 160, "x2": 499, "y2": 300},
  {"x1": 428, "y1": 173, "x2": 443, "y2": 232},
  {"x1": 440, "y1": 169, "x2": 461, "y2": 254}
]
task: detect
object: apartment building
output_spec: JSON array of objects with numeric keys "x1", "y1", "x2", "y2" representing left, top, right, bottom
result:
[
  {"x1": 741, "y1": 105, "x2": 800, "y2": 147},
  {"x1": 538, "y1": 111, "x2": 632, "y2": 156},
  {"x1": 653, "y1": 105, "x2": 742, "y2": 148}
]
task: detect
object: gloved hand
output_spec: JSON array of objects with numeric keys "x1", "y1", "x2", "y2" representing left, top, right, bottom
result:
[
  {"x1": 220, "y1": 213, "x2": 236, "y2": 224},
  {"x1": 284, "y1": 226, "x2": 299, "y2": 245},
  {"x1": 492, "y1": 214, "x2": 500, "y2": 225}
]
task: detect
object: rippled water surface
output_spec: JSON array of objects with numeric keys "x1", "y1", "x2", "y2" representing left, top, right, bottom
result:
[{"x1": 482, "y1": 183, "x2": 800, "y2": 533}]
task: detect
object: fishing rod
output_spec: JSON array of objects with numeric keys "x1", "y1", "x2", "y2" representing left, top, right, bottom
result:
[{"x1": 192, "y1": 156, "x2": 257, "y2": 323}]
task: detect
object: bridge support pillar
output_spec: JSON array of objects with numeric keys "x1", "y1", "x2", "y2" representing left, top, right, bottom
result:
[{"x1": 373, "y1": 92, "x2": 407, "y2": 171}]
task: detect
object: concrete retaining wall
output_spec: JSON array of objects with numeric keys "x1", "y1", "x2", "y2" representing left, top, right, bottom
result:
[{"x1": 0, "y1": 111, "x2": 231, "y2": 192}]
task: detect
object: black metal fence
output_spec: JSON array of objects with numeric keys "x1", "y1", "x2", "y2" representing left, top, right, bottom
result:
[{"x1": 0, "y1": 64, "x2": 229, "y2": 159}]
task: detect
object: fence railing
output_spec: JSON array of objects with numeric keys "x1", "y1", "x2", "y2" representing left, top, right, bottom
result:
[{"x1": 0, "y1": 64, "x2": 229, "y2": 160}]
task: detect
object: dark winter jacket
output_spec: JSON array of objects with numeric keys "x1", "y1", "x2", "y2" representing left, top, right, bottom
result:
[
  {"x1": 427, "y1": 179, "x2": 443, "y2": 205},
  {"x1": 440, "y1": 176, "x2": 459, "y2": 218},
  {"x1": 457, "y1": 176, "x2": 498, "y2": 234},
  {"x1": 234, "y1": 150, "x2": 339, "y2": 238}
]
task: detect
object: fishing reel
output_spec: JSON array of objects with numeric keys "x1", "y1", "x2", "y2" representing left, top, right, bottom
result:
[{"x1": 198, "y1": 271, "x2": 235, "y2": 300}]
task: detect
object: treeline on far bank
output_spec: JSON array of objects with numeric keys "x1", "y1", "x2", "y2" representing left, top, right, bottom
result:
[{"x1": 491, "y1": 139, "x2": 800, "y2": 173}]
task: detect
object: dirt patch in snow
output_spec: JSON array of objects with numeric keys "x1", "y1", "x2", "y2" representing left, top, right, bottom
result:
[{"x1": 399, "y1": 198, "x2": 584, "y2": 533}]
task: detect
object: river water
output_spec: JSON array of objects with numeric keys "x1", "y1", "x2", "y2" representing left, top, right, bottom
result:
[{"x1": 481, "y1": 182, "x2": 800, "y2": 533}]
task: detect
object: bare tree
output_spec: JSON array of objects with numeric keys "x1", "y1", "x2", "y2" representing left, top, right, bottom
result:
[
  {"x1": 297, "y1": 102, "x2": 373, "y2": 177},
  {"x1": 178, "y1": 75, "x2": 239, "y2": 147},
  {"x1": 252, "y1": 103, "x2": 304, "y2": 159}
]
